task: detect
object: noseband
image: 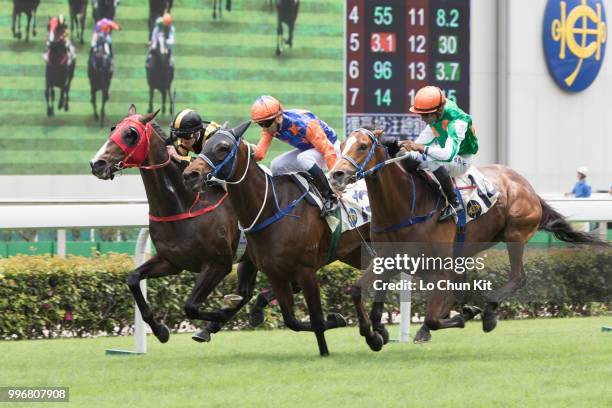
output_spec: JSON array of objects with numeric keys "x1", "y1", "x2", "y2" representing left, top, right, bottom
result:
[{"x1": 340, "y1": 128, "x2": 386, "y2": 180}]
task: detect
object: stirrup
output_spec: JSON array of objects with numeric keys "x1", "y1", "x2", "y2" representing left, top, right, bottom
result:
[{"x1": 438, "y1": 204, "x2": 457, "y2": 222}]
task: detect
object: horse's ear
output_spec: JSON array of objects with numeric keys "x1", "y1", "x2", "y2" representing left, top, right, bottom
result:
[
  {"x1": 143, "y1": 109, "x2": 160, "y2": 123},
  {"x1": 232, "y1": 121, "x2": 251, "y2": 138},
  {"x1": 127, "y1": 104, "x2": 137, "y2": 116},
  {"x1": 373, "y1": 129, "x2": 384, "y2": 139}
]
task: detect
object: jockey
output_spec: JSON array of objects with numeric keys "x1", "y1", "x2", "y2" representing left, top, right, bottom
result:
[
  {"x1": 166, "y1": 108, "x2": 220, "y2": 162},
  {"x1": 91, "y1": 18, "x2": 120, "y2": 54},
  {"x1": 399, "y1": 86, "x2": 479, "y2": 222},
  {"x1": 250, "y1": 95, "x2": 340, "y2": 215},
  {"x1": 150, "y1": 12, "x2": 175, "y2": 55},
  {"x1": 43, "y1": 15, "x2": 76, "y2": 64}
]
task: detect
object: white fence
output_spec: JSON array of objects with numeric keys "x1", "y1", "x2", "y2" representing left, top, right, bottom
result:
[{"x1": 1, "y1": 194, "x2": 611, "y2": 349}]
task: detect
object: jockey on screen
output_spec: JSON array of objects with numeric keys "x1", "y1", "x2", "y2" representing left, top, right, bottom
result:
[
  {"x1": 91, "y1": 18, "x2": 120, "y2": 55},
  {"x1": 399, "y1": 86, "x2": 479, "y2": 222},
  {"x1": 150, "y1": 12, "x2": 175, "y2": 56},
  {"x1": 250, "y1": 95, "x2": 340, "y2": 216}
]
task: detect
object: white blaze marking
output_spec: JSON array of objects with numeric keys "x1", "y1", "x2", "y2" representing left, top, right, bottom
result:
[{"x1": 92, "y1": 139, "x2": 111, "y2": 162}]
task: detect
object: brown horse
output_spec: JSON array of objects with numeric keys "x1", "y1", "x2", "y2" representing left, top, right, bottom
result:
[
  {"x1": 182, "y1": 123, "x2": 372, "y2": 356},
  {"x1": 276, "y1": 0, "x2": 299, "y2": 56},
  {"x1": 45, "y1": 17, "x2": 76, "y2": 117},
  {"x1": 90, "y1": 105, "x2": 266, "y2": 344},
  {"x1": 330, "y1": 128, "x2": 605, "y2": 350}
]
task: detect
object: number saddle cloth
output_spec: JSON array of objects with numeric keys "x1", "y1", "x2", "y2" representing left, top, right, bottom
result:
[
  {"x1": 424, "y1": 166, "x2": 499, "y2": 223},
  {"x1": 275, "y1": 168, "x2": 371, "y2": 233}
]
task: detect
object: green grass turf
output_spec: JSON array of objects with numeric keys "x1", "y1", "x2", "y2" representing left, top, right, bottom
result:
[
  {"x1": 0, "y1": 0, "x2": 344, "y2": 174},
  {"x1": 1, "y1": 317, "x2": 611, "y2": 407}
]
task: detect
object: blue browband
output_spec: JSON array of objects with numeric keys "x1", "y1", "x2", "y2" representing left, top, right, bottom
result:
[{"x1": 198, "y1": 129, "x2": 240, "y2": 181}]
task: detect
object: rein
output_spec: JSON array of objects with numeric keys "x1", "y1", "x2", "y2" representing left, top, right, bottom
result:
[
  {"x1": 341, "y1": 128, "x2": 440, "y2": 233},
  {"x1": 199, "y1": 130, "x2": 308, "y2": 233}
]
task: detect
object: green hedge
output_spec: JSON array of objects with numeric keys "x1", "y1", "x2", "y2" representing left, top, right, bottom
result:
[{"x1": 0, "y1": 248, "x2": 610, "y2": 340}]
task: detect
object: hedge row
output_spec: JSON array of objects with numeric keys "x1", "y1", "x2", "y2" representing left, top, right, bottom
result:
[{"x1": 0, "y1": 248, "x2": 610, "y2": 339}]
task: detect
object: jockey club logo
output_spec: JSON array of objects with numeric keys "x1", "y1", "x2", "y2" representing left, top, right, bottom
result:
[
  {"x1": 466, "y1": 200, "x2": 482, "y2": 219},
  {"x1": 543, "y1": 0, "x2": 607, "y2": 92}
]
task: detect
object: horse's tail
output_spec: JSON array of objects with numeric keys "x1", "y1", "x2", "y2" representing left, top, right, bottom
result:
[{"x1": 537, "y1": 196, "x2": 609, "y2": 246}]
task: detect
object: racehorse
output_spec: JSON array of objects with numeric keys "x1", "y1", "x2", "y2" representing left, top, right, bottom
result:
[
  {"x1": 149, "y1": 0, "x2": 173, "y2": 37},
  {"x1": 12, "y1": 0, "x2": 40, "y2": 42},
  {"x1": 275, "y1": 0, "x2": 299, "y2": 56},
  {"x1": 90, "y1": 105, "x2": 269, "y2": 344},
  {"x1": 88, "y1": 37, "x2": 113, "y2": 126},
  {"x1": 330, "y1": 128, "x2": 607, "y2": 351},
  {"x1": 146, "y1": 33, "x2": 174, "y2": 116},
  {"x1": 212, "y1": 0, "x2": 232, "y2": 19},
  {"x1": 68, "y1": 0, "x2": 87, "y2": 45},
  {"x1": 45, "y1": 18, "x2": 76, "y2": 117},
  {"x1": 92, "y1": 0, "x2": 117, "y2": 21},
  {"x1": 182, "y1": 123, "x2": 374, "y2": 356}
]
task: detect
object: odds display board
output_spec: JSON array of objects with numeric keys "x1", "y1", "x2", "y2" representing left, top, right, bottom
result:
[{"x1": 345, "y1": 0, "x2": 471, "y2": 139}]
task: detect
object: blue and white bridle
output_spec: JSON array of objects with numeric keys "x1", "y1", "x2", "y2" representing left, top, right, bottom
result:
[
  {"x1": 198, "y1": 129, "x2": 242, "y2": 182},
  {"x1": 340, "y1": 128, "x2": 388, "y2": 180}
]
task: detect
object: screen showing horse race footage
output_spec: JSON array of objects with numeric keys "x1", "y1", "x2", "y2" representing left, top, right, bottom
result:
[{"x1": 0, "y1": 0, "x2": 345, "y2": 174}]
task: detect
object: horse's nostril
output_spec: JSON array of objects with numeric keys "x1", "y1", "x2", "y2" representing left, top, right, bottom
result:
[
  {"x1": 184, "y1": 171, "x2": 200, "y2": 183},
  {"x1": 91, "y1": 159, "x2": 107, "y2": 173},
  {"x1": 332, "y1": 170, "x2": 345, "y2": 181}
]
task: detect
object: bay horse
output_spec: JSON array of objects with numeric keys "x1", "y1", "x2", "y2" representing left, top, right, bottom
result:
[
  {"x1": 90, "y1": 105, "x2": 267, "y2": 344},
  {"x1": 212, "y1": 0, "x2": 232, "y2": 19},
  {"x1": 182, "y1": 122, "x2": 373, "y2": 356},
  {"x1": 88, "y1": 37, "x2": 113, "y2": 126},
  {"x1": 275, "y1": 0, "x2": 299, "y2": 56},
  {"x1": 149, "y1": 0, "x2": 173, "y2": 37},
  {"x1": 330, "y1": 128, "x2": 606, "y2": 350},
  {"x1": 12, "y1": 0, "x2": 40, "y2": 42},
  {"x1": 68, "y1": 0, "x2": 87, "y2": 45},
  {"x1": 92, "y1": 0, "x2": 118, "y2": 21},
  {"x1": 146, "y1": 33, "x2": 174, "y2": 116},
  {"x1": 45, "y1": 18, "x2": 76, "y2": 117}
]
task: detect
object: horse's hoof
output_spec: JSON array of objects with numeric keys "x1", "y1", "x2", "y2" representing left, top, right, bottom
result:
[
  {"x1": 482, "y1": 310, "x2": 498, "y2": 333},
  {"x1": 375, "y1": 325, "x2": 390, "y2": 345},
  {"x1": 276, "y1": 47, "x2": 281, "y2": 56},
  {"x1": 155, "y1": 324, "x2": 170, "y2": 343},
  {"x1": 413, "y1": 326, "x2": 432, "y2": 343},
  {"x1": 192, "y1": 328, "x2": 211, "y2": 343},
  {"x1": 249, "y1": 310, "x2": 265, "y2": 327},
  {"x1": 326, "y1": 313, "x2": 347, "y2": 328},
  {"x1": 366, "y1": 332, "x2": 384, "y2": 352},
  {"x1": 463, "y1": 305, "x2": 482, "y2": 321},
  {"x1": 47, "y1": 108, "x2": 53, "y2": 117}
]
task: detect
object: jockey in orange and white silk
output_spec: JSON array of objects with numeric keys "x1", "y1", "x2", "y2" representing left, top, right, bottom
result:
[{"x1": 253, "y1": 109, "x2": 340, "y2": 175}]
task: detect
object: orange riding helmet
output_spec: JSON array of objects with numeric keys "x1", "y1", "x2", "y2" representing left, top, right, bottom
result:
[
  {"x1": 162, "y1": 12, "x2": 172, "y2": 26},
  {"x1": 251, "y1": 95, "x2": 283, "y2": 122},
  {"x1": 251, "y1": 95, "x2": 283, "y2": 123},
  {"x1": 409, "y1": 86, "x2": 446, "y2": 114}
]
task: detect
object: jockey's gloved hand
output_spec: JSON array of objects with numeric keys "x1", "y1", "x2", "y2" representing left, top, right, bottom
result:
[{"x1": 380, "y1": 135, "x2": 400, "y2": 157}]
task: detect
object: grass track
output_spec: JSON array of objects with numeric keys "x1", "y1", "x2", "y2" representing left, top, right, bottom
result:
[
  {"x1": 0, "y1": 0, "x2": 344, "y2": 174},
  {"x1": 1, "y1": 317, "x2": 611, "y2": 407}
]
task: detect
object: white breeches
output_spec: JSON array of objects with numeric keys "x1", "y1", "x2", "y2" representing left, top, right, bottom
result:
[
  {"x1": 270, "y1": 141, "x2": 340, "y2": 175},
  {"x1": 407, "y1": 151, "x2": 472, "y2": 177}
]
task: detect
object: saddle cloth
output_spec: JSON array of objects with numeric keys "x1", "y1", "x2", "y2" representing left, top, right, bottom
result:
[
  {"x1": 285, "y1": 171, "x2": 371, "y2": 233},
  {"x1": 422, "y1": 166, "x2": 499, "y2": 223}
]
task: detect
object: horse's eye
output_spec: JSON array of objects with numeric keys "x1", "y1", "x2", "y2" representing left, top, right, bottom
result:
[
  {"x1": 123, "y1": 127, "x2": 139, "y2": 147},
  {"x1": 359, "y1": 143, "x2": 368, "y2": 151},
  {"x1": 212, "y1": 144, "x2": 228, "y2": 161}
]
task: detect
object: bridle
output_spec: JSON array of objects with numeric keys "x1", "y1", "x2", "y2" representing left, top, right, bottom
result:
[
  {"x1": 197, "y1": 129, "x2": 250, "y2": 185},
  {"x1": 109, "y1": 115, "x2": 171, "y2": 171},
  {"x1": 338, "y1": 128, "x2": 387, "y2": 180}
]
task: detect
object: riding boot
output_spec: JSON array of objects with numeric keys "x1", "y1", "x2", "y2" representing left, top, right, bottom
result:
[
  {"x1": 433, "y1": 166, "x2": 461, "y2": 222},
  {"x1": 307, "y1": 164, "x2": 338, "y2": 217}
]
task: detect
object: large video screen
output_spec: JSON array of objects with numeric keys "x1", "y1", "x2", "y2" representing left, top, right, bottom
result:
[{"x1": 0, "y1": 0, "x2": 344, "y2": 174}]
